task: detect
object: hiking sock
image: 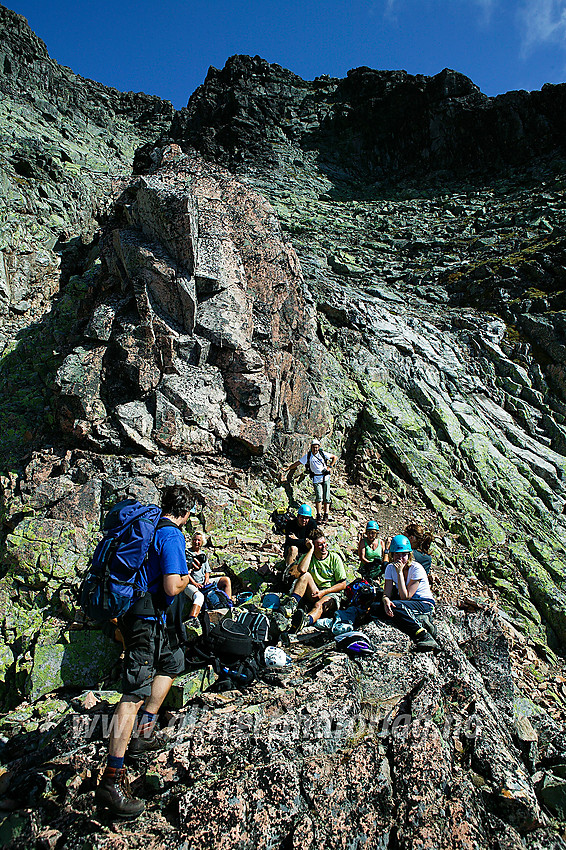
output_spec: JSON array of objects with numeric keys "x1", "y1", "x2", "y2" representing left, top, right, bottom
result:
[
  {"x1": 414, "y1": 628, "x2": 427, "y2": 641},
  {"x1": 136, "y1": 709, "x2": 156, "y2": 739},
  {"x1": 108, "y1": 754, "x2": 125, "y2": 771},
  {"x1": 291, "y1": 593, "x2": 302, "y2": 605},
  {"x1": 307, "y1": 615, "x2": 314, "y2": 626}
]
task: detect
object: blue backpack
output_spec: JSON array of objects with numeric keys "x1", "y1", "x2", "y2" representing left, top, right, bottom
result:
[{"x1": 80, "y1": 499, "x2": 163, "y2": 623}]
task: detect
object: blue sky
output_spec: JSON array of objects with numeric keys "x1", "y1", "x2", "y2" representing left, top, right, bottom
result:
[{"x1": 7, "y1": 1, "x2": 566, "y2": 109}]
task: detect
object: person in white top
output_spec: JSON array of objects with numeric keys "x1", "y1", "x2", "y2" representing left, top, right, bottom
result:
[
  {"x1": 281, "y1": 438, "x2": 337, "y2": 523},
  {"x1": 369, "y1": 534, "x2": 440, "y2": 652}
]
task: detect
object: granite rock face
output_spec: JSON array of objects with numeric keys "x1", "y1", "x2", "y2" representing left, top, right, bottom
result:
[
  {"x1": 54, "y1": 146, "x2": 329, "y2": 457},
  {"x1": 1, "y1": 609, "x2": 564, "y2": 849}
]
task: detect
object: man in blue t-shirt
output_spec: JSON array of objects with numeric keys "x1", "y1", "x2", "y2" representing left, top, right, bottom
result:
[{"x1": 96, "y1": 485, "x2": 191, "y2": 819}]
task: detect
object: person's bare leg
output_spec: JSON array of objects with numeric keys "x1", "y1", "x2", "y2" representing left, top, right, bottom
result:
[
  {"x1": 189, "y1": 602, "x2": 201, "y2": 617},
  {"x1": 285, "y1": 544, "x2": 299, "y2": 567},
  {"x1": 144, "y1": 674, "x2": 175, "y2": 715},
  {"x1": 292, "y1": 572, "x2": 319, "y2": 599},
  {"x1": 108, "y1": 697, "x2": 143, "y2": 759},
  {"x1": 315, "y1": 500, "x2": 322, "y2": 520},
  {"x1": 217, "y1": 576, "x2": 232, "y2": 598},
  {"x1": 306, "y1": 601, "x2": 325, "y2": 624}
]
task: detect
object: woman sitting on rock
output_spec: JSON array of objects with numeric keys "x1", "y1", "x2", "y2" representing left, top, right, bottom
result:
[
  {"x1": 184, "y1": 532, "x2": 233, "y2": 624},
  {"x1": 369, "y1": 534, "x2": 439, "y2": 652},
  {"x1": 357, "y1": 520, "x2": 386, "y2": 581},
  {"x1": 404, "y1": 522, "x2": 434, "y2": 575}
]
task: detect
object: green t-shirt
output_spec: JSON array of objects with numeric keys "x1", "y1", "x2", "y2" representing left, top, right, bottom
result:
[{"x1": 310, "y1": 551, "x2": 346, "y2": 590}]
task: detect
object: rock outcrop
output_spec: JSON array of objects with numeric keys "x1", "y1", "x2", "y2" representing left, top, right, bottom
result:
[
  {"x1": 158, "y1": 54, "x2": 566, "y2": 183},
  {"x1": 54, "y1": 145, "x2": 329, "y2": 456}
]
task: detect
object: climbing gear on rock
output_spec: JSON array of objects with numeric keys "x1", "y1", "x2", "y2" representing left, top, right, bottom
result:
[
  {"x1": 334, "y1": 630, "x2": 375, "y2": 657},
  {"x1": 261, "y1": 592, "x2": 281, "y2": 610},
  {"x1": 264, "y1": 645, "x2": 291, "y2": 667},
  {"x1": 95, "y1": 766, "x2": 145, "y2": 818}
]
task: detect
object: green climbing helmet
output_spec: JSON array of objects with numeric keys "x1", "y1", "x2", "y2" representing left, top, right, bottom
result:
[
  {"x1": 389, "y1": 534, "x2": 412, "y2": 553},
  {"x1": 298, "y1": 504, "x2": 313, "y2": 517}
]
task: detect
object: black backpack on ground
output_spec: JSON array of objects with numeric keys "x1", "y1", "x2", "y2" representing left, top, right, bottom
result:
[{"x1": 186, "y1": 612, "x2": 263, "y2": 692}]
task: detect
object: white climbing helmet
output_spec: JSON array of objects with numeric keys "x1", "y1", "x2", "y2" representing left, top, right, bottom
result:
[{"x1": 264, "y1": 646, "x2": 291, "y2": 667}]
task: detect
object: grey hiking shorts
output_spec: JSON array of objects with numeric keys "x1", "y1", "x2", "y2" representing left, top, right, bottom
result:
[{"x1": 119, "y1": 611, "x2": 184, "y2": 700}]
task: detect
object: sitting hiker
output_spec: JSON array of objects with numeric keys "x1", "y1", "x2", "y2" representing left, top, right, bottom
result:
[
  {"x1": 280, "y1": 437, "x2": 337, "y2": 523},
  {"x1": 282, "y1": 532, "x2": 347, "y2": 632},
  {"x1": 357, "y1": 520, "x2": 386, "y2": 581},
  {"x1": 369, "y1": 534, "x2": 439, "y2": 652},
  {"x1": 404, "y1": 522, "x2": 434, "y2": 575},
  {"x1": 284, "y1": 503, "x2": 318, "y2": 570},
  {"x1": 184, "y1": 531, "x2": 233, "y2": 622},
  {"x1": 95, "y1": 485, "x2": 191, "y2": 818}
]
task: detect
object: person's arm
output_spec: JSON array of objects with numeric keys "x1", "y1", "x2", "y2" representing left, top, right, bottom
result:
[
  {"x1": 280, "y1": 459, "x2": 302, "y2": 481},
  {"x1": 382, "y1": 578, "x2": 396, "y2": 616},
  {"x1": 319, "y1": 579, "x2": 347, "y2": 597},
  {"x1": 328, "y1": 453, "x2": 337, "y2": 468},
  {"x1": 395, "y1": 566, "x2": 419, "y2": 600},
  {"x1": 319, "y1": 555, "x2": 347, "y2": 596},
  {"x1": 163, "y1": 572, "x2": 189, "y2": 596},
  {"x1": 159, "y1": 528, "x2": 190, "y2": 597},
  {"x1": 296, "y1": 539, "x2": 314, "y2": 574}
]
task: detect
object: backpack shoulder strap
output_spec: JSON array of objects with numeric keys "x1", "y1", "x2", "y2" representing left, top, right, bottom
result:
[{"x1": 156, "y1": 517, "x2": 180, "y2": 530}]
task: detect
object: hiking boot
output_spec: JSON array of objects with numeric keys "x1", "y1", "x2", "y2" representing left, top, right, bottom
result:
[
  {"x1": 419, "y1": 614, "x2": 438, "y2": 639},
  {"x1": 128, "y1": 731, "x2": 161, "y2": 758},
  {"x1": 413, "y1": 629, "x2": 441, "y2": 653},
  {"x1": 291, "y1": 609, "x2": 309, "y2": 633},
  {"x1": 280, "y1": 596, "x2": 298, "y2": 619},
  {"x1": 95, "y1": 766, "x2": 145, "y2": 818}
]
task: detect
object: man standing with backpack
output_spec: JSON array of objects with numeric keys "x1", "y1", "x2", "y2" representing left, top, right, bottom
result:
[
  {"x1": 281, "y1": 438, "x2": 337, "y2": 523},
  {"x1": 95, "y1": 485, "x2": 192, "y2": 818}
]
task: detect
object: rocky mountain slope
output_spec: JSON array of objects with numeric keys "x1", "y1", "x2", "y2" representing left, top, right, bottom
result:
[{"x1": 0, "y1": 6, "x2": 566, "y2": 848}]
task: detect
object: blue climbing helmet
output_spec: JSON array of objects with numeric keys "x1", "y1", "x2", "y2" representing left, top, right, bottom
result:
[
  {"x1": 298, "y1": 504, "x2": 313, "y2": 517},
  {"x1": 366, "y1": 520, "x2": 379, "y2": 531},
  {"x1": 389, "y1": 534, "x2": 412, "y2": 554}
]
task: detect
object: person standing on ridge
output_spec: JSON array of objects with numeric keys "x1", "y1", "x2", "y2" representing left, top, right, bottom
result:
[
  {"x1": 281, "y1": 438, "x2": 337, "y2": 523},
  {"x1": 95, "y1": 485, "x2": 192, "y2": 819}
]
